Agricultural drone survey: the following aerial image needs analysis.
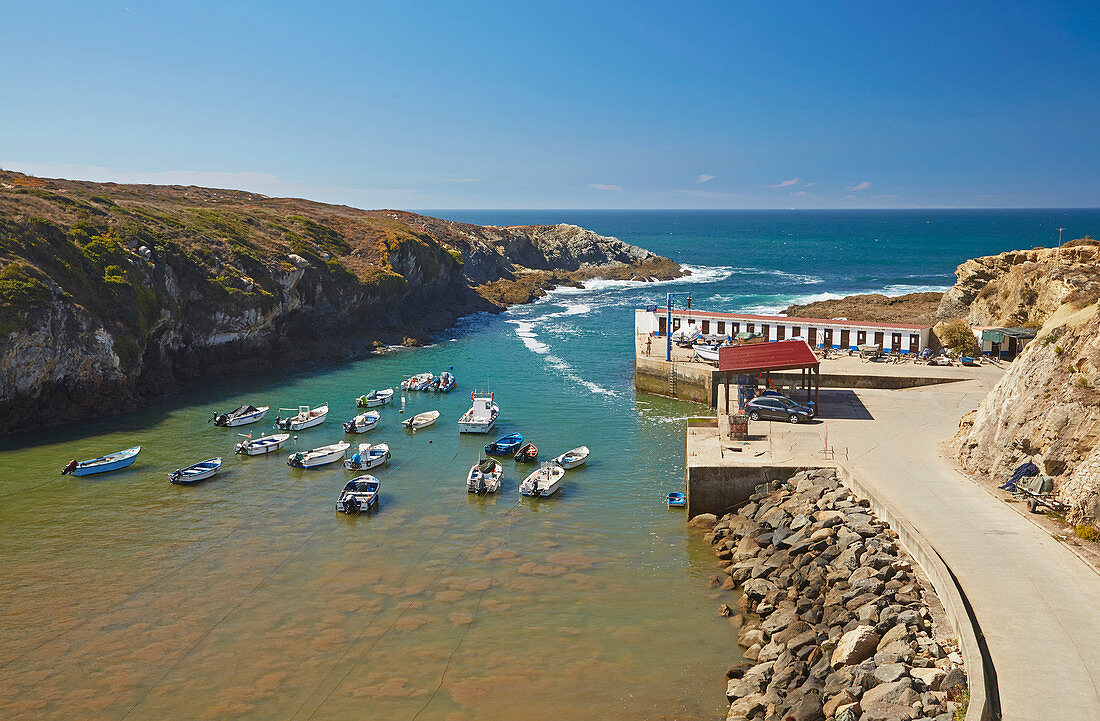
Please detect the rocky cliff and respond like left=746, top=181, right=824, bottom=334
left=949, top=238, right=1100, bottom=524
left=0, top=171, right=683, bottom=433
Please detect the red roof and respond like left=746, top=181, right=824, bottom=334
left=664, top=308, right=929, bottom=331
left=718, top=340, right=820, bottom=374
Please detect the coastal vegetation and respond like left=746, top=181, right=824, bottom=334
left=936, top=319, right=980, bottom=357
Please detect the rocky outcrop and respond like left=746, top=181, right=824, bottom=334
left=703, top=469, right=968, bottom=721
left=0, top=171, right=683, bottom=433
left=784, top=292, right=945, bottom=326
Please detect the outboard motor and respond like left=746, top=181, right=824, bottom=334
left=343, top=421, right=355, bottom=433
left=62, top=460, right=78, bottom=475
left=344, top=495, right=361, bottom=514
left=214, top=413, right=229, bottom=426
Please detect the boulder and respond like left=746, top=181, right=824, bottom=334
left=861, top=679, right=920, bottom=707
left=941, top=666, right=967, bottom=694
left=910, top=666, right=947, bottom=691
left=822, top=689, right=857, bottom=717
left=781, top=689, right=825, bottom=721
left=743, top=578, right=778, bottom=600
left=738, top=627, right=766, bottom=648
left=831, top=626, right=880, bottom=668
left=834, top=701, right=861, bottom=721
left=859, top=700, right=920, bottom=720
left=877, top=623, right=910, bottom=649
left=873, top=663, right=909, bottom=683
left=725, top=693, right=765, bottom=720
left=689, top=513, right=719, bottom=529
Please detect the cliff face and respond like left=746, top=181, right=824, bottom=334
left=949, top=238, right=1100, bottom=524
left=0, top=172, right=683, bottom=433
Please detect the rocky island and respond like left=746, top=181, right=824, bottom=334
left=0, top=172, right=683, bottom=434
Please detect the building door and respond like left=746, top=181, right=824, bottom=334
left=672, top=318, right=680, bottom=332
left=747, top=323, right=755, bottom=332
left=808, top=327, right=818, bottom=346
left=762, top=324, right=770, bottom=340
left=732, top=323, right=740, bottom=333
left=658, top=316, right=667, bottom=336
left=891, top=333, right=902, bottom=351
left=857, top=330, right=866, bottom=346
left=777, top=325, right=786, bottom=340
left=909, top=334, right=920, bottom=354
left=874, top=331, right=884, bottom=348
left=823, top=329, right=833, bottom=347
left=702, top=320, right=710, bottom=334
left=717, top=321, right=725, bottom=335
left=840, top=330, right=850, bottom=349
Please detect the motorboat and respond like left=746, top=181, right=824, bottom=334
left=551, top=446, right=589, bottom=469
left=467, top=457, right=502, bottom=494
left=61, top=446, right=141, bottom=477
left=402, top=410, right=440, bottom=430
left=667, top=492, right=687, bottom=507
left=693, top=343, right=722, bottom=363
left=519, top=462, right=565, bottom=497
left=436, top=371, right=456, bottom=392
left=343, top=410, right=380, bottom=434
left=210, top=405, right=269, bottom=427
left=485, top=433, right=523, bottom=455
left=235, top=433, right=291, bottom=455
left=357, top=389, right=394, bottom=408
left=273, top=404, right=328, bottom=431
left=287, top=441, right=350, bottom=468
left=672, top=325, right=702, bottom=347
left=400, top=373, right=433, bottom=391
left=344, top=443, right=390, bottom=470
left=513, top=442, right=538, bottom=463
left=458, top=391, right=499, bottom=434
left=960, top=356, right=979, bottom=366
left=335, top=476, right=380, bottom=513
left=169, top=457, right=223, bottom=484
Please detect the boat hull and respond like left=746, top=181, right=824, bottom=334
left=222, top=409, right=267, bottom=427
left=458, top=416, right=497, bottom=434
left=289, top=451, right=344, bottom=468
left=284, top=414, right=327, bottom=431
left=65, top=447, right=141, bottom=476
left=235, top=434, right=289, bottom=455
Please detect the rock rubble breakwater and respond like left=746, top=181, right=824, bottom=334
left=696, top=469, right=968, bottom=721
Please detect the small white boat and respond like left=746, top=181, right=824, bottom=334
left=336, top=476, right=380, bottom=513
left=520, top=462, right=565, bottom=498
left=551, top=446, right=590, bottom=470
left=61, top=446, right=141, bottom=476
left=344, top=443, right=390, bottom=470
left=274, top=404, right=329, bottom=431
left=210, top=405, right=269, bottom=427
left=458, top=391, right=499, bottom=434
left=402, top=410, right=440, bottom=430
left=343, top=410, right=380, bottom=434
left=169, top=457, right=223, bottom=484
left=673, top=325, right=702, bottom=347
left=400, top=373, right=433, bottom=391
left=235, top=433, right=291, bottom=455
left=467, top=457, right=502, bottom=494
left=357, top=388, right=394, bottom=408
left=692, top=343, right=721, bottom=363
left=287, top=441, right=350, bottom=469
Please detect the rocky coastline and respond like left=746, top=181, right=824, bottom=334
left=696, top=469, right=968, bottom=721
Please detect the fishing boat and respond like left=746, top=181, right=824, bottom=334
left=467, top=457, right=502, bottom=494
left=458, top=391, right=499, bottom=434
left=169, top=457, right=223, bottom=484
left=335, top=476, right=380, bottom=513
left=344, top=443, right=390, bottom=470
left=692, top=343, right=721, bottom=363
left=273, top=404, right=329, bottom=431
left=287, top=441, right=350, bottom=469
left=210, top=405, right=269, bottom=427
left=436, top=371, right=457, bottom=392
left=551, top=446, right=590, bottom=469
left=484, top=433, right=523, bottom=455
left=61, top=446, right=141, bottom=477
left=356, top=388, right=394, bottom=408
left=234, top=433, right=291, bottom=455
left=400, top=372, right=433, bottom=391
left=402, top=410, right=440, bottom=430
left=672, top=325, right=702, bottom=347
left=960, top=356, right=979, bottom=366
left=343, top=410, right=380, bottom=434
left=513, top=442, right=538, bottom=463
left=519, top=462, right=565, bottom=498
left=667, top=492, right=687, bottom=507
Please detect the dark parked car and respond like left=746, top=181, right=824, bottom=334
left=745, top=396, right=815, bottom=423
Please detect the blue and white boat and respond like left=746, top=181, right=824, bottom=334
left=61, top=446, right=141, bottom=477
left=436, top=371, right=457, bottom=392
left=336, top=476, right=380, bottom=513
left=667, top=492, right=687, bottom=507
left=484, top=433, right=522, bottom=455
left=343, top=410, right=380, bottom=434
left=235, top=433, right=291, bottom=456
left=169, top=457, right=223, bottom=484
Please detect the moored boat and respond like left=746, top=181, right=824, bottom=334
left=484, top=433, right=523, bottom=455
left=235, top=433, right=291, bottom=455
left=169, top=457, right=223, bottom=484
left=343, top=410, right=380, bottom=434
left=287, top=441, right=350, bottom=468
left=667, top=492, right=686, bottom=507
left=519, top=462, right=565, bottom=498
left=357, top=388, right=394, bottom=408
left=513, top=442, right=538, bottom=463
left=210, top=405, right=269, bottom=427
left=273, top=404, right=329, bottom=431
left=335, top=476, right=380, bottom=513
left=344, top=443, right=390, bottom=470
left=400, top=373, right=433, bottom=391
left=436, top=371, right=457, bottom=392
left=458, top=391, right=499, bottom=434
left=467, top=457, right=502, bottom=494
left=61, top=446, right=141, bottom=477
left=402, top=410, right=440, bottom=430
left=692, top=343, right=721, bottom=363
left=551, top=446, right=589, bottom=469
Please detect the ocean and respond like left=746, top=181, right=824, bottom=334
left=1, top=209, right=1096, bottom=720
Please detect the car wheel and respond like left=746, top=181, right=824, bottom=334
left=748, top=411, right=760, bottom=421
left=788, top=414, right=800, bottom=424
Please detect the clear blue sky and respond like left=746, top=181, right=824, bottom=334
left=3, top=1, right=1098, bottom=209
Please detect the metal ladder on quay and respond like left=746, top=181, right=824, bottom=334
left=668, top=361, right=677, bottom=398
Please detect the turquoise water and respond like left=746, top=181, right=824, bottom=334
left=1, top=209, right=1097, bottom=720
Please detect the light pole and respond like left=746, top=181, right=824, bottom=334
left=665, top=291, right=692, bottom=361
left=1058, top=227, right=1066, bottom=245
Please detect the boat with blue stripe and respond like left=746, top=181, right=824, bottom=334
left=61, top=446, right=141, bottom=477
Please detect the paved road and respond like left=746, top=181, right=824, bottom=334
left=825, top=381, right=1100, bottom=721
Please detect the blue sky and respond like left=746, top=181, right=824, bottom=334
left=3, top=1, right=1099, bottom=209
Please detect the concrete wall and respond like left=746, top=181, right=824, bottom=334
left=768, top=371, right=963, bottom=390
left=635, top=355, right=720, bottom=405
left=686, top=463, right=825, bottom=517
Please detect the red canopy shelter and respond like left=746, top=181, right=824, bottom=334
left=717, top=340, right=820, bottom=414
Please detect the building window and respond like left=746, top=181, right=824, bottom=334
left=792, top=326, right=801, bottom=337
left=718, top=321, right=725, bottom=334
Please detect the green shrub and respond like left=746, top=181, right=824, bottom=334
left=1077, top=375, right=1091, bottom=389
left=0, top=265, right=51, bottom=304
left=1076, top=525, right=1100, bottom=542
left=1054, top=345, right=1063, bottom=355
left=937, top=319, right=980, bottom=356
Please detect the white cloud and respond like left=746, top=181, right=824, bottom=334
left=790, top=190, right=813, bottom=198
left=848, top=181, right=872, bottom=191
left=444, top=177, right=481, bottom=183
left=768, top=178, right=801, bottom=189
left=588, top=183, right=623, bottom=191
left=696, top=174, right=715, bottom=183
